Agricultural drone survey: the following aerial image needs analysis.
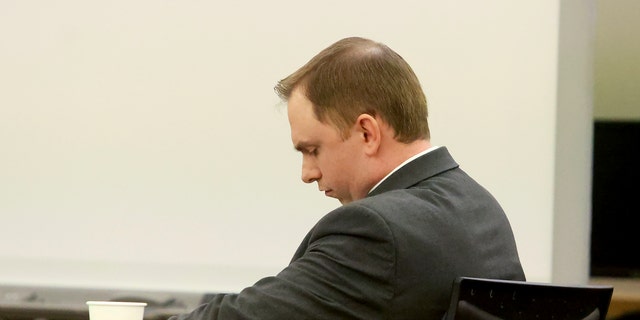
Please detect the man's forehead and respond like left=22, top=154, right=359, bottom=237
left=287, top=89, right=316, bottom=123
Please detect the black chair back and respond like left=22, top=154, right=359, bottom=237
left=444, top=277, right=614, bottom=320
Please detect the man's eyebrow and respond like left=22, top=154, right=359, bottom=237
left=293, top=141, right=314, bottom=152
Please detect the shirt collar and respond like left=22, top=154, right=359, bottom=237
left=368, top=145, right=441, bottom=194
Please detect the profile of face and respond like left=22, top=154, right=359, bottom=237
left=287, top=88, right=368, bottom=205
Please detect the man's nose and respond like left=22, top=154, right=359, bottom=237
left=301, top=159, right=321, bottom=184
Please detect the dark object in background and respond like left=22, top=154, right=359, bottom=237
left=591, top=120, right=640, bottom=278
left=613, top=311, right=640, bottom=320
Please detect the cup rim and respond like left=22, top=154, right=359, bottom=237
left=86, top=301, right=148, bottom=307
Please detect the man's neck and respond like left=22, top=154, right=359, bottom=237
left=368, top=139, right=433, bottom=194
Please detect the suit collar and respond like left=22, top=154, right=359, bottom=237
left=367, top=147, right=459, bottom=197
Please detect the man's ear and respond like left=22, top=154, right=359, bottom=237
left=355, top=114, right=381, bottom=156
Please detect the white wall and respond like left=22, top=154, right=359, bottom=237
left=0, top=1, right=587, bottom=292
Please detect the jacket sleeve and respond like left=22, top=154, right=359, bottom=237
left=168, top=204, right=396, bottom=320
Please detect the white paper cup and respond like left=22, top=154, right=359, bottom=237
left=86, top=301, right=147, bottom=320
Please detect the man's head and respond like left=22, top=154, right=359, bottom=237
left=276, top=37, right=431, bottom=204
left=275, top=37, right=429, bottom=142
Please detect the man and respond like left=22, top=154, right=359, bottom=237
left=170, top=37, right=525, bottom=320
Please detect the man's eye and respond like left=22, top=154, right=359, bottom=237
left=308, top=149, right=318, bottom=156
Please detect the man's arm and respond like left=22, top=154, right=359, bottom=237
left=169, top=205, right=396, bottom=320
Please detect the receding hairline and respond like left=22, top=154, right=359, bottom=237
left=274, top=37, right=390, bottom=101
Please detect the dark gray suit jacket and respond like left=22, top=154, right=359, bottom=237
left=170, top=147, right=525, bottom=320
